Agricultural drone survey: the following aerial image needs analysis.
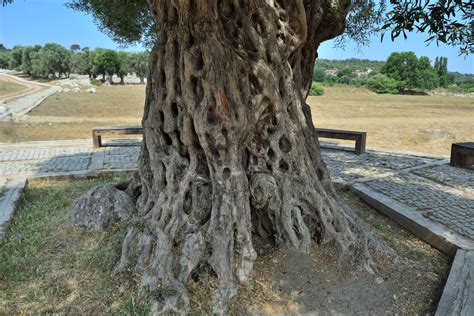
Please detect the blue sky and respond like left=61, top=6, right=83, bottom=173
left=1, top=0, right=473, bottom=73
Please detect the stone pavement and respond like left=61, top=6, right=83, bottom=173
left=0, top=140, right=472, bottom=250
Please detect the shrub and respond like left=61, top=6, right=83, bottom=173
left=90, top=78, right=103, bottom=86
left=312, top=67, right=325, bottom=82
left=309, top=82, right=324, bottom=96
left=366, top=74, right=401, bottom=94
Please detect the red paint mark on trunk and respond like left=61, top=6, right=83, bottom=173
left=219, top=90, right=229, bottom=117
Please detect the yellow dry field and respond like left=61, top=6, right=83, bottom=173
left=29, top=85, right=146, bottom=118
left=0, top=85, right=144, bottom=143
left=308, top=86, right=474, bottom=156
left=1, top=84, right=473, bottom=157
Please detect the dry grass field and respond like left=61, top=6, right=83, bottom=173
left=1, top=84, right=473, bottom=156
left=0, top=85, right=144, bottom=143
left=309, top=86, right=474, bottom=156
left=29, top=85, right=145, bottom=118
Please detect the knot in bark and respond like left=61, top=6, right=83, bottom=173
left=249, top=173, right=281, bottom=211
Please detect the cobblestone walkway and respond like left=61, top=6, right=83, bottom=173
left=0, top=140, right=472, bottom=247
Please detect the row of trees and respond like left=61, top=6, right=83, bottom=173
left=312, top=52, right=462, bottom=94
left=0, top=43, right=148, bottom=83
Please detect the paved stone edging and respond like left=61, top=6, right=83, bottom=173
left=352, top=183, right=474, bottom=257
left=10, top=86, right=61, bottom=119
left=435, top=250, right=473, bottom=316
left=0, top=178, right=26, bottom=243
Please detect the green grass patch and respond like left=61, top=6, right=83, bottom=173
left=0, top=176, right=150, bottom=314
left=371, top=223, right=384, bottom=230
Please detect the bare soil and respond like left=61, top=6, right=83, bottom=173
left=228, top=190, right=450, bottom=314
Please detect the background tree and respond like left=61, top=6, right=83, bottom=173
left=129, top=51, right=148, bottom=84
left=416, top=56, right=439, bottom=90
left=20, top=45, right=41, bottom=76
left=434, top=56, right=452, bottom=87
left=70, top=43, right=81, bottom=52
left=381, top=51, right=438, bottom=90
left=30, top=43, right=71, bottom=78
left=0, top=44, right=10, bottom=69
left=116, top=51, right=131, bottom=84
left=8, top=45, right=24, bottom=70
left=71, top=48, right=93, bottom=77
left=312, top=67, right=326, bottom=82
left=91, top=48, right=119, bottom=83
left=337, top=67, right=356, bottom=84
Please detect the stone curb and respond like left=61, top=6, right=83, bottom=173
left=0, top=139, right=91, bottom=149
left=12, top=86, right=62, bottom=120
left=0, top=178, right=27, bottom=243
left=26, top=168, right=136, bottom=181
left=320, top=141, right=449, bottom=159
left=435, top=249, right=473, bottom=316
left=351, top=182, right=474, bottom=257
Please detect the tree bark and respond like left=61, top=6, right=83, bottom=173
left=77, top=0, right=391, bottom=314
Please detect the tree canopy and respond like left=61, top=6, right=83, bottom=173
left=2, top=0, right=471, bottom=53
left=4, top=0, right=466, bottom=54
left=1, top=42, right=148, bottom=81
left=381, top=51, right=439, bottom=90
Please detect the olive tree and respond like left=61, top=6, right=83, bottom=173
left=130, top=51, right=148, bottom=84
left=3, top=0, right=471, bottom=313
left=69, top=1, right=391, bottom=313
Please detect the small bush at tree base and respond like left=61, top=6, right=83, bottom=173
left=366, top=74, right=401, bottom=94
left=309, top=82, right=325, bottom=96
left=90, top=78, right=103, bottom=86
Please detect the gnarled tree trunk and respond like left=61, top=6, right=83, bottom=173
left=74, top=0, right=390, bottom=314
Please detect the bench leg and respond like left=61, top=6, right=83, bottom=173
left=355, top=134, right=366, bottom=155
left=451, top=152, right=474, bottom=168
left=92, top=132, right=102, bottom=148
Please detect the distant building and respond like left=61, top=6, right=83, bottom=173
left=354, top=70, right=368, bottom=78
left=325, top=68, right=338, bottom=76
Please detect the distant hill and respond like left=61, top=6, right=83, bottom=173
left=314, top=58, right=385, bottom=72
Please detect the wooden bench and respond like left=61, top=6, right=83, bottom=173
left=450, top=142, right=474, bottom=168
left=315, top=128, right=366, bottom=155
left=92, top=125, right=143, bottom=148
left=92, top=125, right=366, bottom=155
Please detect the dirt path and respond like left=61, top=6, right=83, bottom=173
left=0, top=74, right=46, bottom=102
